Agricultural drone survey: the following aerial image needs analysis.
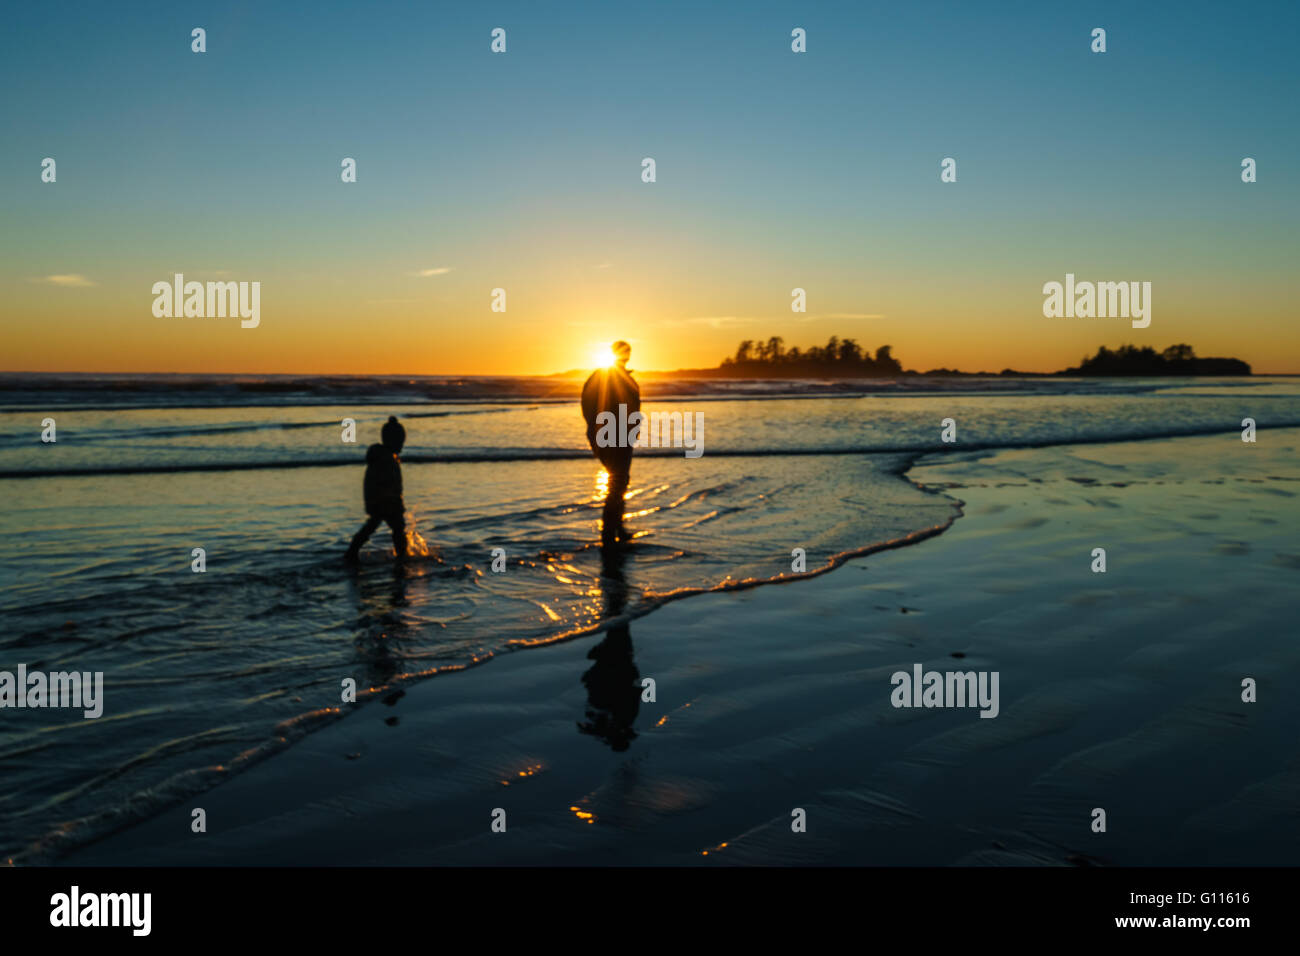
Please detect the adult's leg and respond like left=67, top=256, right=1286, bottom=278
left=602, top=450, right=632, bottom=546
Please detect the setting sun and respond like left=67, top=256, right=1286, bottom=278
left=592, top=344, right=617, bottom=368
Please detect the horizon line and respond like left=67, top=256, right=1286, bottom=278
left=3, top=367, right=1296, bottom=378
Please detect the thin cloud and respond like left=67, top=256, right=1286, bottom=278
left=664, top=316, right=762, bottom=330
left=409, top=267, right=452, bottom=277
left=31, top=274, right=96, bottom=287
left=662, top=314, right=884, bottom=329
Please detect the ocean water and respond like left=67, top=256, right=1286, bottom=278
left=1, top=373, right=1298, bottom=861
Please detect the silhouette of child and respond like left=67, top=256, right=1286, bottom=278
left=344, top=416, right=408, bottom=562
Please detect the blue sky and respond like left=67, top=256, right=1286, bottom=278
left=3, top=0, right=1297, bottom=373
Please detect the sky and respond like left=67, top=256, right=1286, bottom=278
left=2, top=0, right=1298, bottom=375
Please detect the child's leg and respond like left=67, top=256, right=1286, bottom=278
left=346, top=515, right=383, bottom=559
left=385, top=512, right=408, bottom=559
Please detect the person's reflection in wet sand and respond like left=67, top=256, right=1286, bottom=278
left=577, top=546, right=641, bottom=751
left=349, top=561, right=411, bottom=692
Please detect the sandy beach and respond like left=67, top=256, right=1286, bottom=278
left=57, top=428, right=1299, bottom=867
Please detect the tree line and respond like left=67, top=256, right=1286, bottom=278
left=710, top=338, right=1250, bottom=377
left=719, top=336, right=903, bottom=376
left=1066, top=344, right=1250, bottom=376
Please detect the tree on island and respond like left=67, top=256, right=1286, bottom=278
left=1064, top=344, right=1250, bottom=376
left=720, top=336, right=903, bottom=377
left=705, top=337, right=1249, bottom=378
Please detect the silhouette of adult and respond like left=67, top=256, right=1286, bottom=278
left=581, top=340, right=640, bottom=547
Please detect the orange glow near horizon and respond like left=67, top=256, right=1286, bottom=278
left=5, top=283, right=1300, bottom=376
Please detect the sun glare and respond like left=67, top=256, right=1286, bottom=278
left=592, top=344, right=617, bottom=368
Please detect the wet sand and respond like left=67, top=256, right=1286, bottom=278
left=62, top=430, right=1300, bottom=866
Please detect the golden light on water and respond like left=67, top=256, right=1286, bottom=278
left=498, top=763, right=544, bottom=786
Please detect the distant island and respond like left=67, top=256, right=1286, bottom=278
left=644, top=337, right=1251, bottom=378
left=1059, top=343, right=1250, bottom=376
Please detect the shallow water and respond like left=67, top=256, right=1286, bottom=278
left=1, top=375, right=1297, bottom=859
